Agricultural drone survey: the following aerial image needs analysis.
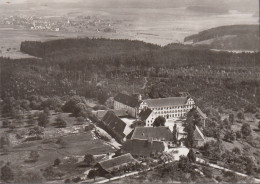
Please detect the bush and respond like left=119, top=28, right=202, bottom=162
left=1, top=163, right=14, bottom=182
left=241, top=123, right=251, bottom=137
left=72, top=177, right=81, bottom=183
left=85, top=124, right=94, bottom=131
left=2, top=120, right=11, bottom=128
left=54, top=116, right=67, bottom=128
left=84, top=154, right=95, bottom=166
left=202, top=167, right=213, bottom=178
left=64, top=178, right=71, bottom=183
left=54, top=158, right=61, bottom=166
left=38, top=113, right=49, bottom=127
left=56, top=138, right=67, bottom=148
left=237, top=111, right=245, bottom=120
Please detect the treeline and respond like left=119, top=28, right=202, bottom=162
left=20, top=38, right=159, bottom=58
left=184, top=25, right=259, bottom=43
left=20, top=38, right=260, bottom=69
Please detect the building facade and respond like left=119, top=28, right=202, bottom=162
left=114, top=93, right=141, bottom=118
left=139, top=97, right=195, bottom=126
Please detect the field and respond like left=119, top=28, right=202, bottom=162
left=0, top=5, right=258, bottom=58
left=0, top=110, right=114, bottom=181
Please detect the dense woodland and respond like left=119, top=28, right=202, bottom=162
left=1, top=38, right=259, bottom=109
left=184, top=25, right=260, bottom=50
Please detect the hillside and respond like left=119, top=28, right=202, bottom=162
left=186, top=5, right=229, bottom=14
left=184, top=25, right=260, bottom=51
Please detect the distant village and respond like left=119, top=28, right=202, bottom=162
left=90, top=92, right=208, bottom=176
left=0, top=15, right=116, bottom=33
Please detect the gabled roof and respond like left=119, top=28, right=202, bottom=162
left=139, top=108, right=153, bottom=121
left=97, top=153, right=137, bottom=172
left=95, top=110, right=128, bottom=120
left=102, top=111, right=127, bottom=137
left=196, top=107, right=207, bottom=119
left=194, top=125, right=205, bottom=141
left=131, top=127, right=173, bottom=141
left=143, top=97, right=189, bottom=107
left=122, top=139, right=166, bottom=157
left=114, top=93, right=141, bottom=108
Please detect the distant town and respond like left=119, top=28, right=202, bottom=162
left=0, top=15, right=116, bottom=33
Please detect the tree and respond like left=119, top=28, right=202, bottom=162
left=88, top=170, right=97, bottom=181
left=236, top=131, right=241, bottom=139
left=241, top=123, right=251, bottom=137
left=130, top=120, right=145, bottom=128
left=73, top=103, right=87, bottom=117
left=29, top=150, right=40, bottom=162
left=2, top=120, right=11, bottom=128
left=153, top=116, right=166, bottom=127
left=0, top=136, right=10, bottom=149
left=224, top=131, right=235, bottom=142
left=54, top=116, right=67, bottom=128
left=172, top=124, right=178, bottom=144
left=97, top=90, right=108, bottom=104
left=54, top=158, right=61, bottom=166
left=38, top=112, right=49, bottom=127
left=105, top=173, right=113, bottom=181
left=187, top=149, right=196, bottom=163
left=237, top=111, right=245, bottom=120
left=28, top=126, right=44, bottom=136
left=84, top=154, right=95, bottom=166
left=43, top=107, right=50, bottom=116
left=232, top=147, right=241, bottom=155
left=228, top=113, right=234, bottom=124
left=202, top=167, right=213, bottom=178
left=1, top=163, right=14, bottom=182
left=178, top=156, right=192, bottom=173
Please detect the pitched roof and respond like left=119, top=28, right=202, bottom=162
left=114, top=93, right=141, bottom=108
left=194, top=125, right=205, bottom=141
left=122, top=139, right=166, bottom=157
left=102, top=111, right=127, bottom=137
left=143, top=97, right=188, bottom=107
left=131, top=127, right=173, bottom=141
left=97, top=153, right=137, bottom=172
left=95, top=110, right=129, bottom=120
left=139, top=108, right=153, bottom=121
left=196, top=107, right=207, bottom=119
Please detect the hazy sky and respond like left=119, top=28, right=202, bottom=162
left=1, top=0, right=258, bottom=12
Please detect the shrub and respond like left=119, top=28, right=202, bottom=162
left=88, top=170, right=97, bottom=181
left=64, top=178, right=71, bottom=183
left=1, top=163, right=14, bottom=182
left=85, top=124, right=94, bottom=131
left=237, top=111, right=245, bottom=120
left=72, top=177, right=81, bottom=183
left=56, top=138, right=67, bottom=148
left=232, top=147, right=241, bottom=155
left=241, top=123, right=251, bottom=137
left=54, top=158, right=61, bottom=166
left=2, top=120, right=11, bottom=128
left=38, top=113, right=49, bottom=127
left=83, top=154, right=95, bottom=166
left=54, top=116, right=67, bottom=128
left=202, top=167, right=213, bottom=178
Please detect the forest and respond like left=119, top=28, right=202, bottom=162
left=0, top=38, right=259, bottom=111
